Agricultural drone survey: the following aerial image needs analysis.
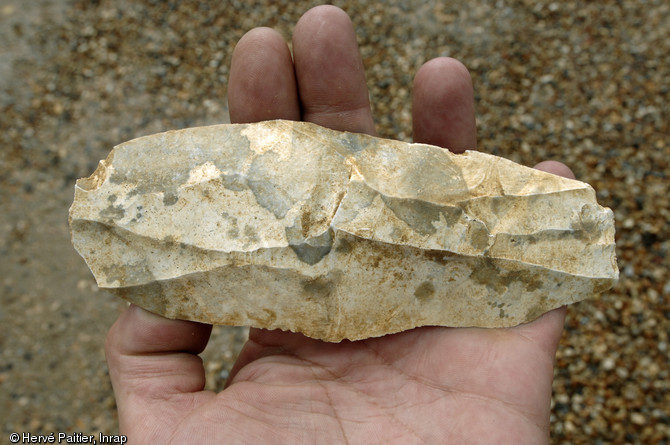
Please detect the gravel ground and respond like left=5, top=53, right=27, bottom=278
left=1, top=0, right=668, bottom=443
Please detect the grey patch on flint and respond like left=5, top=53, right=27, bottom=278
left=290, top=229, right=334, bottom=265
left=381, top=195, right=462, bottom=236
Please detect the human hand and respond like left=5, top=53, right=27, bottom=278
left=106, top=6, right=573, bottom=444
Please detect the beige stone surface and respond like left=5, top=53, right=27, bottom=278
left=69, top=120, right=618, bottom=341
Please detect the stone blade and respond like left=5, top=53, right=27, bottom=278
left=69, top=120, right=618, bottom=341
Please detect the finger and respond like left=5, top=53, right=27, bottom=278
left=412, top=57, right=477, bottom=153
left=228, top=27, right=300, bottom=123
left=292, top=5, right=376, bottom=134
left=105, top=305, right=213, bottom=430
left=533, top=160, right=576, bottom=179
left=511, top=306, right=567, bottom=359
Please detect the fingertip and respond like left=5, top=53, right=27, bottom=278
left=514, top=306, right=567, bottom=358
left=234, top=26, right=284, bottom=47
left=292, top=5, right=375, bottom=134
left=296, top=4, right=350, bottom=24
left=228, top=26, right=300, bottom=123
left=415, top=57, right=471, bottom=86
left=412, top=57, right=477, bottom=152
left=107, top=304, right=212, bottom=357
left=533, top=160, right=576, bottom=179
left=295, top=5, right=355, bottom=42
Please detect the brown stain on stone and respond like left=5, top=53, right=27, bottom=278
left=301, top=276, right=333, bottom=300
left=369, top=255, right=382, bottom=268
left=163, top=191, right=178, bottom=206
left=301, top=209, right=312, bottom=237
left=593, top=277, right=616, bottom=294
left=414, top=281, right=435, bottom=301
left=162, top=234, right=176, bottom=243
left=300, top=206, right=329, bottom=239
left=334, top=236, right=352, bottom=254
left=470, top=259, right=546, bottom=294
left=247, top=308, right=278, bottom=326
left=524, top=300, right=548, bottom=321
left=422, top=250, right=452, bottom=265
left=524, top=277, right=543, bottom=292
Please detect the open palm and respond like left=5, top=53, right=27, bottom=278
left=106, top=6, right=572, bottom=444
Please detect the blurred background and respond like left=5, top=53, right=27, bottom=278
left=1, top=0, right=668, bottom=443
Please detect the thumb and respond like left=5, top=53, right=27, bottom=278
left=105, top=304, right=213, bottom=434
